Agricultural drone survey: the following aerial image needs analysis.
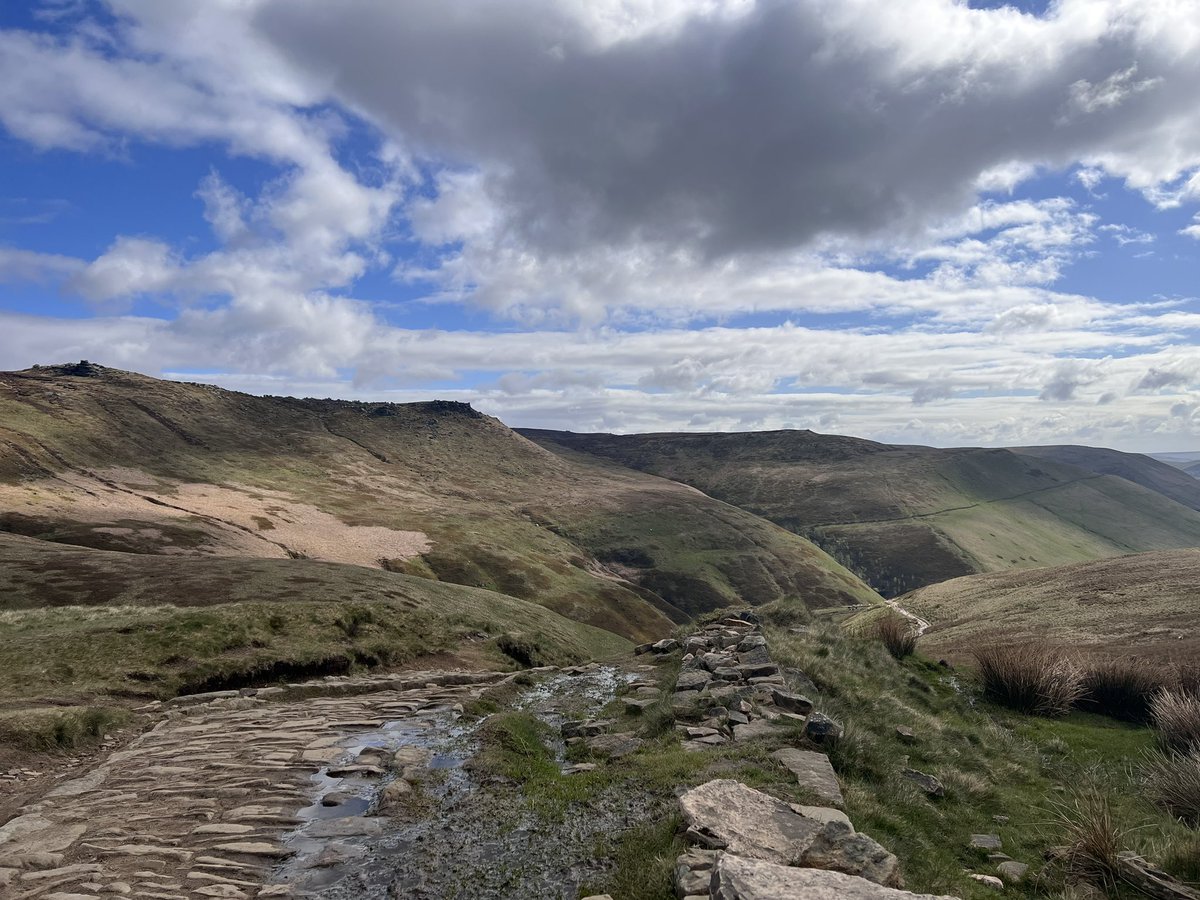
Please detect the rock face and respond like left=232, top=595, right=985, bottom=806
left=710, top=855, right=962, bottom=900
left=679, top=780, right=823, bottom=863
left=771, top=749, right=845, bottom=807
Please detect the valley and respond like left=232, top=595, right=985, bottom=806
left=3, top=362, right=1200, bottom=900
left=522, top=429, right=1200, bottom=597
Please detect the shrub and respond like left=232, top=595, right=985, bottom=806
left=972, top=644, right=1083, bottom=717
left=1144, top=750, right=1200, bottom=826
left=874, top=613, right=919, bottom=660
left=1077, top=656, right=1166, bottom=723
left=1151, top=690, right=1200, bottom=754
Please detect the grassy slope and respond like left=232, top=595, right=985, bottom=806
left=464, top=610, right=1199, bottom=899
left=0, top=365, right=879, bottom=646
left=1013, top=444, right=1200, bottom=511
left=900, top=548, right=1200, bottom=662
left=521, top=429, right=1200, bottom=597
left=0, top=532, right=627, bottom=714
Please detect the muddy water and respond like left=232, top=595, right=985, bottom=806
left=278, top=666, right=649, bottom=899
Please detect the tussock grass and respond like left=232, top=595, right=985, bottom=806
left=1151, top=690, right=1200, bottom=754
left=1077, top=656, right=1167, bottom=723
left=972, top=643, right=1083, bottom=717
left=1144, top=750, right=1200, bottom=826
left=874, top=612, right=919, bottom=659
left=1044, top=790, right=1126, bottom=893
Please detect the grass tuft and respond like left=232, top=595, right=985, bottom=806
left=1077, top=656, right=1167, bottom=723
left=1044, top=790, right=1126, bottom=893
left=1151, top=690, right=1200, bottom=754
left=972, top=643, right=1083, bottom=717
left=1144, top=749, right=1200, bottom=827
left=874, top=612, right=919, bottom=660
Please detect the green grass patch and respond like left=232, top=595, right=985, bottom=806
left=0, top=706, right=128, bottom=753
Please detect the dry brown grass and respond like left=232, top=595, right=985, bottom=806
left=874, top=612, right=919, bottom=659
left=1144, top=750, right=1200, bottom=827
left=1151, top=690, right=1200, bottom=755
left=972, top=643, right=1083, bottom=717
left=1045, top=790, right=1126, bottom=893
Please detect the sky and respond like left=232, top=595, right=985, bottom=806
left=2, top=1, right=1200, bottom=451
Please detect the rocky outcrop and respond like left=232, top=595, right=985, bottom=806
left=666, top=613, right=961, bottom=900
left=667, top=614, right=844, bottom=754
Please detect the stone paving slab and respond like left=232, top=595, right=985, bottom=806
left=0, top=670, right=511, bottom=900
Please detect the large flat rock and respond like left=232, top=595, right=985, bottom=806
left=711, top=854, right=962, bottom=899
left=679, top=780, right=822, bottom=864
left=771, top=749, right=844, bottom=807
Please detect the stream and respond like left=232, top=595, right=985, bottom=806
left=277, top=665, right=646, bottom=899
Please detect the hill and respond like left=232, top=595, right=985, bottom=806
left=0, top=531, right=628, bottom=713
left=900, top=548, right=1200, bottom=661
left=1012, top=444, right=1200, bottom=510
left=1152, top=451, right=1200, bottom=480
left=521, top=428, right=1200, bottom=597
left=0, top=363, right=879, bottom=643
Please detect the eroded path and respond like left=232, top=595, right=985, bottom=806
left=0, top=670, right=519, bottom=899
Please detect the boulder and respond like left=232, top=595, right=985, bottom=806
left=733, top=719, right=779, bottom=742
left=805, top=713, right=843, bottom=744
left=701, top=652, right=737, bottom=672
left=586, top=732, right=643, bottom=760
left=969, top=835, right=1003, bottom=851
left=677, top=670, right=713, bottom=692
left=800, top=820, right=902, bottom=886
left=678, top=779, right=821, bottom=863
left=710, top=855, right=961, bottom=899
left=738, top=646, right=774, bottom=667
left=968, top=874, right=1004, bottom=891
left=625, top=697, right=658, bottom=715
left=653, top=638, right=682, bottom=654
left=995, top=861, right=1028, bottom=884
left=771, top=748, right=844, bottom=807
left=771, top=688, right=814, bottom=716
left=895, top=726, right=917, bottom=744
left=900, top=768, right=944, bottom=799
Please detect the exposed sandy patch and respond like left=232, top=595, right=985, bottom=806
left=170, top=480, right=430, bottom=567
left=0, top=468, right=430, bottom=568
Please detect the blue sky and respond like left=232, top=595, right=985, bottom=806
left=2, top=0, right=1200, bottom=450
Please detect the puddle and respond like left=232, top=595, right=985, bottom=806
left=275, top=666, right=640, bottom=899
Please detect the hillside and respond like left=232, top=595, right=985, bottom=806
left=0, top=364, right=879, bottom=644
left=0, top=531, right=628, bottom=713
left=1153, top=451, right=1200, bottom=480
left=1013, top=444, right=1200, bottom=510
left=521, top=428, right=1200, bottom=596
left=900, top=548, right=1200, bottom=661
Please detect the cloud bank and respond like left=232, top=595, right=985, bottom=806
left=1, top=0, right=1199, bottom=450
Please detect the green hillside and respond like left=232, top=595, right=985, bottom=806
left=1013, top=444, right=1200, bottom=511
left=0, top=364, right=879, bottom=644
left=521, top=429, right=1200, bottom=596
left=0, top=531, right=628, bottom=747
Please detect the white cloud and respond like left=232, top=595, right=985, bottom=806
left=1, top=1, right=1200, bottom=450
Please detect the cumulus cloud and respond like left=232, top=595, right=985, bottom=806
left=1, top=1, right=1200, bottom=449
